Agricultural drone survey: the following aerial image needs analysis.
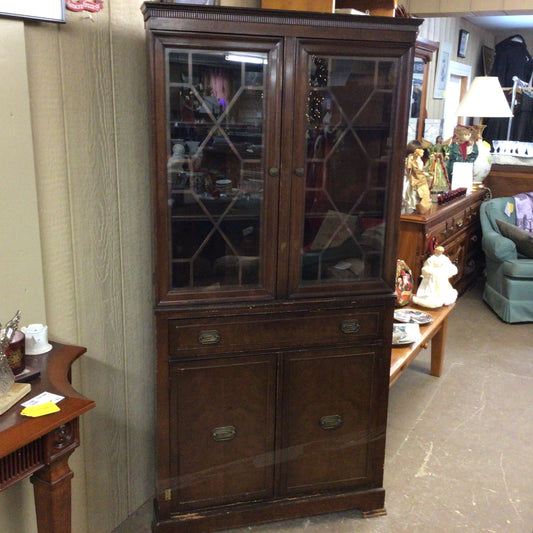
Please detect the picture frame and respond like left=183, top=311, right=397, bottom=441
left=0, top=0, right=65, bottom=23
left=457, top=30, right=469, bottom=58
left=482, top=45, right=495, bottom=76
left=433, top=43, right=451, bottom=99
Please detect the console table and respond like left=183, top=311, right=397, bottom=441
left=0, top=343, right=95, bottom=533
left=390, top=303, right=455, bottom=387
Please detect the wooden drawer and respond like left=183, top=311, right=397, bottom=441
left=168, top=308, right=385, bottom=357
left=427, top=201, right=481, bottom=249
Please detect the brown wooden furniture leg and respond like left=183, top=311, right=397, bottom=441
left=430, top=315, right=449, bottom=377
left=30, top=421, right=80, bottom=533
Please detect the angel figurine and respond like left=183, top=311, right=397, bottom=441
left=403, top=143, right=431, bottom=214
left=412, top=246, right=458, bottom=308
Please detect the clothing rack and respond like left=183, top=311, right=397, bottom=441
left=507, top=75, right=533, bottom=140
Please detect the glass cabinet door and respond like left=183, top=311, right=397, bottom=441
left=289, top=46, right=401, bottom=294
left=158, top=44, right=280, bottom=302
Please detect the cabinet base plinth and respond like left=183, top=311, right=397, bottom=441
left=361, top=507, right=387, bottom=518
left=153, top=488, right=386, bottom=533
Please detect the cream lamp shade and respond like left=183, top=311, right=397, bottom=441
left=455, top=76, right=513, bottom=118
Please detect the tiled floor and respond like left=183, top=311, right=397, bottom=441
left=114, top=283, right=533, bottom=533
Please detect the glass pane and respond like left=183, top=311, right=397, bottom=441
left=166, top=49, right=266, bottom=290
left=302, top=56, right=397, bottom=284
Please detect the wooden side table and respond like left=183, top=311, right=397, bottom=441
left=390, top=304, right=455, bottom=387
left=0, top=343, right=95, bottom=533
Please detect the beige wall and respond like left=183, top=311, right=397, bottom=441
left=0, top=2, right=519, bottom=532
left=418, top=16, right=497, bottom=134
left=408, top=0, right=533, bottom=16
left=0, top=2, right=154, bottom=531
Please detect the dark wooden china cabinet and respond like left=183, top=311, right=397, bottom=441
left=142, top=3, right=420, bottom=532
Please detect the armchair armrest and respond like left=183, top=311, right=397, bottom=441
left=482, top=229, right=518, bottom=262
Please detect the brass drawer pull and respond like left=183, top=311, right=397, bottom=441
left=295, top=167, right=305, bottom=177
left=456, top=220, right=463, bottom=228
left=198, top=329, right=221, bottom=345
left=268, top=167, right=279, bottom=177
left=340, top=319, right=360, bottom=334
left=319, top=414, right=343, bottom=430
left=212, top=425, right=236, bottom=442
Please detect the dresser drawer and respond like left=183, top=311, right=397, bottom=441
left=428, top=200, right=481, bottom=249
left=168, top=308, right=385, bottom=357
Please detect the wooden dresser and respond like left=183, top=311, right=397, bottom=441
left=398, top=189, right=487, bottom=294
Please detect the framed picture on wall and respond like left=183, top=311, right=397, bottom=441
left=0, top=0, right=65, bottom=22
left=457, top=30, right=469, bottom=58
left=433, top=43, right=451, bottom=99
left=482, top=45, right=495, bottom=75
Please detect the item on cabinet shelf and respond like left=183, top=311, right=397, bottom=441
left=412, top=246, right=458, bottom=308
left=14, top=365, right=41, bottom=383
left=21, top=324, right=51, bottom=355
left=0, top=310, right=21, bottom=397
left=392, top=323, right=421, bottom=345
left=451, top=162, right=474, bottom=193
left=309, top=210, right=358, bottom=251
left=425, top=142, right=450, bottom=196
left=4, top=330, right=25, bottom=375
left=394, top=308, right=434, bottom=324
left=335, top=0, right=396, bottom=16
left=493, top=140, right=533, bottom=158
left=0, top=354, right=14, bottom=398
left=436, top=187, right=467, bottom=204
left=446, top=125, right=478, bottom=182
left=403, top=143, right=431, bottom=214
left=395, top=259, right=413, bottom=307
left=261, top=0, right=335, bottom=12
left=168, top=141, right=185, bottom=185
left=215, top=178, right=232, bottom=195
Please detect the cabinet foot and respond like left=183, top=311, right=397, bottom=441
left=361, top=507, right=387, bottom=518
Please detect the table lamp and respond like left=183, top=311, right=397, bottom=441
left=455, top=76, right=513, bottom=121
left=454, top=76, right=513, bottom=187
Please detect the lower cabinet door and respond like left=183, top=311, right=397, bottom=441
left=168, top=355, right=276, bottom=510
left=280, top=346, right=384, bottom=495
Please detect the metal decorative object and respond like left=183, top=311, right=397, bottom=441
left=0, top=310, right=21, bottom=397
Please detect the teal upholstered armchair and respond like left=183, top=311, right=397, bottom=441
left=480, top=196, right=533, bottom=323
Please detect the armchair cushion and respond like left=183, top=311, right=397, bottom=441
left=502, top=258, right=533, bottom=278
left=496, top=218, right=533, bottom=258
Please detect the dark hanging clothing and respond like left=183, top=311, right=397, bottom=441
left=490, top=35, right=533, bottom=88
left=485, top=35, right=533, bottom=145
left=513, top=90, right=533, bottom=142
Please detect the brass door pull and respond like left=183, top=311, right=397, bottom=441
left=212, top=425, right=236, bottom=442
left=340, top=319, right=360, bottom=334
left=319, top=414, right=343, bottom=430
left=198, top=330, right=221, bottom=345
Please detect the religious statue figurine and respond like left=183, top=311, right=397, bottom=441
left=425, top=142, right=450, bottom=194
left=169, top=142, right=185, bottom=170
left=412, top=246, right=458, bottom=308
left=404, top=144, right=431, bottom=214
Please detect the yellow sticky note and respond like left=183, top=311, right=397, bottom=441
left=21, top=402, right=61, bottom=418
